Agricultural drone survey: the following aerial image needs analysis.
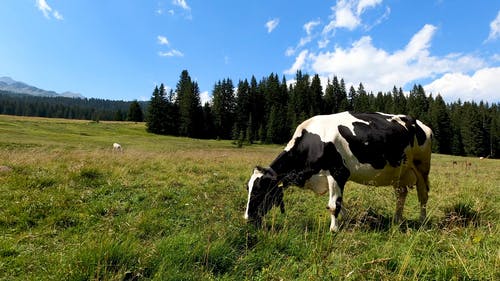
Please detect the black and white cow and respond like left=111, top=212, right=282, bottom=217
left=244, top=111, right=432, bottom=231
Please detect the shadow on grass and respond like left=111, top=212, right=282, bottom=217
left=249, top=201, right=484, bottom=235
left=341, top=208, right=394, bottom=232
left=439, top=202, right=481, bottom=229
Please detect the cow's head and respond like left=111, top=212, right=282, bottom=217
left=244, top=166, right=285, bottom=226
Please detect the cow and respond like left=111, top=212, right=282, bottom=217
left=244, top=112, right=432, bottom=232
left=112, top=143, right=122, bottom=152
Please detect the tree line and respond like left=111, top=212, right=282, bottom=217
left=0, top=90, right=144, bottom=122
left=147, top=70, right=499, bottom=158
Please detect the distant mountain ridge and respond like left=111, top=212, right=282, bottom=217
left=0, top=76, right=84, bottom=98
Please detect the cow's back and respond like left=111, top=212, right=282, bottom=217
left=284, top=112, right=432, bottom=187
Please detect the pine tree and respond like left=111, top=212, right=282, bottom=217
left=127, top=100, right=143, bottom=122
left=489, top=105, right=499, bottom=157
left=353, top=83, right=371, bottom=113
left=235, top=79, right=250, bottom=138
left=461, top=102, right=485, bottom=156
left=261, top=74, right=289, bottom=143
left=246, top=113, right=254, bottom=144
left=449, top=101, right=465, bottom=155
left=146, top=85, right=168, bottom=134
left=374, top=92, right=385, bottom=112
left=392, top=86, right=407, bottom=114
left=408, top=84, right=429, bottom=121
left=176, top=70, right=203, bottom=138
left=201, top=102, right=215, bottom=139
left=348, top=85, right=356, bottom=111
left=310, top=74, right=323, bottom=116
left=249, top=76, right=265, bottom=143
left=289, top=70, right=311, bottom=124
left=338, top=78, right=349, bottom=112
left=430, top=94, right=452, bottom=154
left=266, top=106, right=278, bottom=143
left=323, top=78, right=334, bottom=114
left=164, top=89, right=179, bottom=136
left=212, top=78, right=236, bottom=139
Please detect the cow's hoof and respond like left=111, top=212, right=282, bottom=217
left=329, top=223, right=339, bottom=232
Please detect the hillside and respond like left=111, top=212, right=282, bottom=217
left=0, top=90, right=146, bottom=121
left=0, top=77, right=84, bottom=99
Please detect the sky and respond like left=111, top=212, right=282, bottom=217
left=1, top=0, right=500, bottom=104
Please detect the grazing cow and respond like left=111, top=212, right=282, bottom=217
left=244, top=112, right=432, bottom=231
left=112, top=143, right=122, bottom=152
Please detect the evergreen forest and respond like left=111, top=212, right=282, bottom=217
left=0, top=69, right=498, bottom=158
left=146, top=70, right=499, bottom=158
left=0, top=91, right=144, bottom=122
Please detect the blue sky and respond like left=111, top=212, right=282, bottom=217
left=1, top=1, right=500, bottom=103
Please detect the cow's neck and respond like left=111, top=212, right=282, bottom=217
left=269, top=150, right=294, bottom=175
left=269, top=150, right=313, bottom=188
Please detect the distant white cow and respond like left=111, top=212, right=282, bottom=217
left=113, top=143, right=122, bottom=152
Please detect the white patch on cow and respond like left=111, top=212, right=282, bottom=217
left=417, top=120, right=433, bottom=143
left=348, top=161, right=409, bottom=186
left=326, top=173, right=342, bottom=232
left=285, top=112, right=366, bottom=151
left=387, top=115, right=408, bottom=127
left=244, top=168, right=263, bottom=220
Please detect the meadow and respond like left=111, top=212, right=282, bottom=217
left=0, top=115, right=498, bottom=280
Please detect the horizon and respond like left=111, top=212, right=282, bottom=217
left=1, top=1, right=499, bottom=104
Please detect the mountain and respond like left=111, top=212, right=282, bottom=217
left=0, top=76, right=84, bottom=98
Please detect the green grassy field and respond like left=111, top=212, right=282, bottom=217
left=0, top=115, right=498, bottom=280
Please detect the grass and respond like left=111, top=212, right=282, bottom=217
left=0, top=114, right=498, bottom=280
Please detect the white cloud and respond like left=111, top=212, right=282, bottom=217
left=304, top=20, right=321, bottom=35
left=487, top=10, right=500, bottom=41
left=172, top=0, right=190, bottom=10
left=322, top=0, right=384, bottom=35
left=53, top=10, right=63, bottom=20
left=318, top=39, right=330, bottom=49
left=36, top=0, right=51, bottom=18
left=285, top=20, right=321, bottom=56
left=326, top=0, right=360, bottom=32
left=285, top=50, right=309, bottom=75
left=36, top=0, right=63, bottom=20
left=157, top=35, right=169, bottom=45
left=159, top=49, right=184, bottom=57
left=356, top=0, right=382, bottom=15
left=288, top=24, right=487, bottom=99
left=169, top=0, right=191, bottom=19
left=287, top=1, right=386, bottom=58
left=266, top=18, right=280, bottom=33
left=285, top=47, right=295, bottom=57
left=200, top=91, right=211, bottom=105
left=424, top=67, right=500, bottom=102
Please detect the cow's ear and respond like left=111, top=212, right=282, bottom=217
left=255, top=166, right=266, bottom=174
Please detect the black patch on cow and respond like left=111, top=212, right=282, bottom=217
left=339, top=112, right=413, bottom=169
left=334, top=197, right=343, bottom=217
left=415, top=123, right=427, bottom=146
left=270, top=129, right=350, bottom=188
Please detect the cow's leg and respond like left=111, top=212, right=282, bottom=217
left=415, top=172, right=429, bottom=223
left=326, top=174, right=343, bottom=232
left=393, top=185, right=408, bottom=224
